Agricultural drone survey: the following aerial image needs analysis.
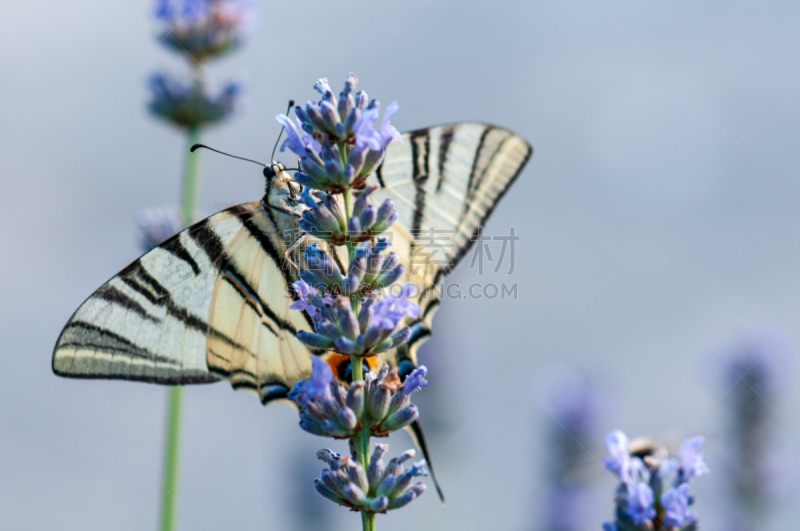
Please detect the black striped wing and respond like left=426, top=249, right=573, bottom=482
left=374, top=123, right=533, bottom=370
left=52, top=200, right=315, bottom=403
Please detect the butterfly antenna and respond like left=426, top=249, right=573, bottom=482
left=271, top=99, right=295, bottom=163
left=190, top=144, right=267, bottom=167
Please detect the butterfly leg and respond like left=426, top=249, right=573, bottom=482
left=283, top=233, right=307, bottom=272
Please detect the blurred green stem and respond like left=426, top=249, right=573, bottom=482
left=180, top=126, right=201, bottom=225
left=362, top=512, right=376, bottom=531
left=160, top=386, right=183, bottom=531
left=160, top=126, right=201, bottom=531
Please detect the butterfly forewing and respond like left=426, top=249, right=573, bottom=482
left=52, top=201, right=315, bottom=397
left=206, top=204, right=313, bottom=402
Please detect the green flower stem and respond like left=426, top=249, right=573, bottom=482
left=160, top=386, right=183, bottom=531
left=361, top=511, right=376, bottom=531
left=344, top=181, right=375, bottom=531
left=160, top=125, right=202, bottom=531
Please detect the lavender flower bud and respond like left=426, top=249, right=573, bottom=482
left=367, top=496, right=389, bottom=512
left=376, top=475, right=396, bottom=497
left=341, top=274, right=359, bottom=295
left=368, top=444, right=390, bottom=489
left=320, top=100, right=340, bottom=132
left=358, top=299, right=374, bottom=331
left=355, top=90, right=369, bottom=110
left=346, top=462, right=370, bottom=493
left=339, top=93, right=355, bottom=122
left=316, top=448, right=342, bottom=465
left=304, top=101, right=328, bottom=131
left=342, top=164, right=356, bottom=187
left=334, top=337, right=356, bottom=354
left=347, top=216, right=362, bottom=235
left=346, top=382, right=365, bottom=418
left=343, top=483, right=367, bottom=505
left=353, top=185, right=377, bottom=218
left=359, top=205, right=376, bottom=229
left=342, top=74, right=357, bottom=96
left=348, top=144, right=368, bottom=175
left=372, top=264, right=404, bottom=290
left=338, top=306, right=359, bottom=339
left=296, top=331, right=335, bottom=350
left=388, top=484, right=424, bottom=509
left=314, top=78, right=336, bottom=104
left=368, top=384, right=391, bottom=422
left=345, top=107, right=361, bottom=133
left=337, top=407, right=358, bottom=431
left=380, top=404, right=419, bottom=432
left=314, top=479, right=344, bottom=504
left=360, top=148, right=385, bottom=178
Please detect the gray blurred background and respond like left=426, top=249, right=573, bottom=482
left=2, top=0, right=800, bottom=529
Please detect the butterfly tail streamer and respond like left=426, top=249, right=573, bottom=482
left=406, top=420, right=445, bottom=505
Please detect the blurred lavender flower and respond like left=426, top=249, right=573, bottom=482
left=133, top=205, right=183, bottom=252
left=148, top=72, right=242, bottom=128
left=601, top=431, right=707, bottom=531
left=602, top=430, right=631, bottom=483
left=661, top=483, right=694, bottom=528
left=314, top=445, right=427, bottom=513
left=154, top=0, right=256, bottom=62
left=711, top=324, right=795, bottom=531
left=536, top=369, right=607, bottom=531
left=625, top=482, right=656, bottom=524
left=678, top=436, right=708, bottom=482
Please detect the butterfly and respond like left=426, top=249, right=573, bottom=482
left=52, top=122, right=532, bottom=500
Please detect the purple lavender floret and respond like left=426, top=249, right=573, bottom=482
left=602, top=430, right=630, bottom=483
left=661, top=483, right=695, bottom=528
left=624, top=482, right=656, bottom=524
left=679, top=436, right=709, bottom=482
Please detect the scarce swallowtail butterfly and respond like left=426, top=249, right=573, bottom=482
left=52, top=122, right=532, bottom=499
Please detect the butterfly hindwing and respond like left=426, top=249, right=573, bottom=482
left=373, top=123, right=533, bottom=371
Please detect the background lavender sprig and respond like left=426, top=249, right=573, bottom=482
left=535, top=368, right=607, bottom=531
left=710, top=325, right=795, bottom=531
left=143, top=3, right=254, bottom=531
left=601, top=430, right=708, bottom=531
